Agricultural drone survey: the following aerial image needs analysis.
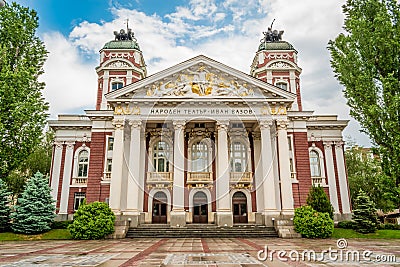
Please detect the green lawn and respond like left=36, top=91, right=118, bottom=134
left=0, top=229, right=72, bottom=241
left=332, top=228, right=400, bottom=239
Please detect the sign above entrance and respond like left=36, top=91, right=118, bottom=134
left=113, top=104, right=288, bottom=117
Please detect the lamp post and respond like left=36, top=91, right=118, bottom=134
left=0, top=0, right=6, bottom=8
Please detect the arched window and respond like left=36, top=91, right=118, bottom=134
left=153, top=141, right=170, bottom=172
left=191, top=140, right=209, bottom=172
left=309, top=150, right=321, bottom=177
left=78, top=150, right=89, bottom=177
left=230, top=141, right=247, bottom=172
left=276, top=82, right=288, bottom=90
left=111, top=82, right=123, bottom=91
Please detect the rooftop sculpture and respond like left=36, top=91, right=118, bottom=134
left=261, top=19, right=284, bottom=43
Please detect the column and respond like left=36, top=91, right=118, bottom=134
left=138, top=126, right=146, bottom=212
left=252, top=132, right=264, bottom=213
left=171, top=120, right=186, bottom=227
left=109, top=119, right=125, bottom=215
left=50, top=142, right=63, bottom=201
left=100, top=71, right=109, bottom=110
left=335, top=141, right=351, bottom=214
left=59, top=141, right=75, bottom=216
left=323, top=141, right=340, bottom=214
left=260, top=120, right=280, bottom=225
left=277, top=120, right=294, bottom=215
left=125, top=120, right=142, bottom=225
left=216, top=120, right=233, bottom=227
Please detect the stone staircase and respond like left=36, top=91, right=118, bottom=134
left=126, top=224, right=278, bottom=238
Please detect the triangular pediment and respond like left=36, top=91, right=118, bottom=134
left=106, top=55, right=296, bottom=102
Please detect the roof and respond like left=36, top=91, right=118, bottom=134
left=258, top=41, right=296, bottom=52
left=102, top=40, right=141, bottom=50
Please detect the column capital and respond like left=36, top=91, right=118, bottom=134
left=323, top=141, right=334, bottom=148
left=65, top=141, right=75, bottom=150
left=259, top=119, right=273, bottom=130
left=129, top=119, right=142, bottom=129
left=335, top=141, right=344, bottom=148
left=252, top=132, right=261, bottom=140
left=276, top=119, right=289, bottom=130
left=173, top=120, right=186, bottom=130
left=53, top=141, right=63, bottom=150
left=112, top=118, right=125, bottom=129
left=216, top=120, right=229, bottom=131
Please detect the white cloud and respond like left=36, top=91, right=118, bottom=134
left=42, top=32, right=97, bottom=119
left=42, top=0, right=371, bottom=146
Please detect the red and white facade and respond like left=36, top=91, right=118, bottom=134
left=49, top=30, right=351, bottom=226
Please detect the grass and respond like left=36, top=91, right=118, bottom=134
left=0, top=229, right=72, bottom=241
left=332, top=228, right=400, bottom=239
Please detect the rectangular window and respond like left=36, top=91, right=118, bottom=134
left=106, top=159, right=112, bottom=172
left=74, top=192, right=86, bottom=211
left=107, top=137, right=114, bottom=151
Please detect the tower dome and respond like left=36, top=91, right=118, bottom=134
left=250, top=24, right=303, bottom=111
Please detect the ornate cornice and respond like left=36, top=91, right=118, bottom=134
left=54, top=141, right=63, bottom=150
left=259, top=119, right=273, bottom=130
left=65, top=141, right=75, bottom=150
left=216, top=120, right=229, bottom=132
left=276, top=119, right=289, bottom=130
left=129, top=119, right=142, bottom=129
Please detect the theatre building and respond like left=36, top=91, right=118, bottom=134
left=48, top=27, right=351, bottom=229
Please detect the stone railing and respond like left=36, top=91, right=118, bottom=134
left=187, top=172, right=213, bottom=184
left=72, top=177, right=88, bottom=185
left=102, top=172, right=111, bottom=181
left=230, top=172, right=253, bottom=184
left=312, top=177, right=324, bottom=186
left=147, top=172, right=173, bottom=185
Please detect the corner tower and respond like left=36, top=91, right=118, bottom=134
left=96, top=28, right=147, bottom=110
left=250, top=26, right=302, bottom=111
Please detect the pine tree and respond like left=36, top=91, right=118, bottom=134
left=353, top=189, right=378, bottom=233
left=11, top=172, right=55, bottom=234
left=0, top=179, right=11, bottom=231
left=306, top=185, right=334, bottom=219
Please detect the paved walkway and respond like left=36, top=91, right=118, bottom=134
left=0, top=238, right=398, bottom=266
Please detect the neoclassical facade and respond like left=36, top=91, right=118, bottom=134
left=49, top=27, right=351, bottom=227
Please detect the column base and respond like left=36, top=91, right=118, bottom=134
left=170, top=210, right=186, bottom=227
left=119, top=213, right=141, bottom=228
left=335, top=213, right=353, bottom=222
left=215, top=211, right=233, bottom=227
left=280, top=209, right=294, bottom=217
left=263, top=211, right=281, bottom=227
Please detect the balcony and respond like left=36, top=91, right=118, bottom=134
left=230, top=172, right=253, bottom=188
left=147, top=172, right=173, bottom=187
left=102, top=172, right=111, bottom=181
left=311, top=177, right=325, bottom=186
left=187, top=172, right=213, bottom=186
left=72, top=177, right=87, bottom=185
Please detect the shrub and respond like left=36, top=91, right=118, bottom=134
left=353, top=189, right=378, bottom=233
left=337, top=220, right=355, bottom=229
left=306, top=185, right=334, bottom=219
left=11, top=172, right=55, bottom=234
left=294, top=205, right=334, bottom=238
left=68, top=201, right=115, bottom=239
left=378, top=223, right=400, bottom=230
left=51, top=220, right=73, bottom=229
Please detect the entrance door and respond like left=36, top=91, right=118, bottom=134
left=233, top=192, right=248, bottom=223
left=152, top=192, right=167, bottom=224
left=193, top=191, right=208, bottom=223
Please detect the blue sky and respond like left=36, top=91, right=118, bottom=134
left=11, top=0, right=371, bottom=146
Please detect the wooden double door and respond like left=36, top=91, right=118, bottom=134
left=193, top=191, right=208, bottom=223
left=152, top=192, right=167, bottom=224
left=233, top=192, right=248, bottom=223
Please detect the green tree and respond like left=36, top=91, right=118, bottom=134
left=5, top=131, right=54, bottom=199
left=0, top=179, right=11, bottom=231
left=68, top=201, right=115, bottom=240
left=345, top=144, right=399, bottom=212
left=306, top=185, right=334, bottom=219
left=353, top=189, right=378, bottom=233
left=328, top=0, right=400, bottom=190
left=11, top=172, right=55, bottom=234
left=0, top=3, right=49, bottom=181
